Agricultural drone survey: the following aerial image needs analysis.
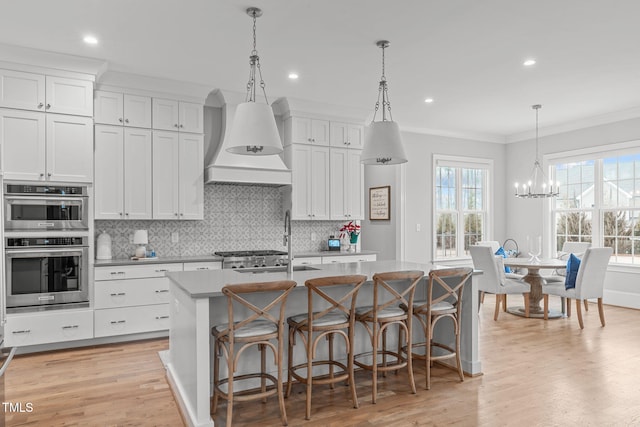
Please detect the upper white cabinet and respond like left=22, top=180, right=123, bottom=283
left=94, top=125, right=153, bottom=220
left=152, top=131, right=204, bottom=220
left=285, top=116, right=330, bottom=146
left=285, top=144, right=330, bottom=220
left=330, top=148, right=364, bottom=220
left=0, top=109, right=93, bottom=182
left=0, top=70, right=92, bottom=116
left=152, top=98, right=203, bottom=133
left=94, top=91, right=152, bottom=128
left=330, top=122, right=364, bottom=149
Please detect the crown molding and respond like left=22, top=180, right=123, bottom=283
left=400, top=125, right=507, bottom=144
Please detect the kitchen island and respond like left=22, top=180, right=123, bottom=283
left=166, top=260, right=481, bottom=427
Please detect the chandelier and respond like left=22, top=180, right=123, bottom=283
left=225, top=7, right=283, bottom=156
left=361, top=40, right=407, bottom=165
left=514, top=104, right=558, bottom=198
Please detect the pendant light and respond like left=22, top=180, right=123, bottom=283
left=225, top=7, right=283, bottom=156
left=514, top=104, right=559, bottom=198
left=361, top=40, right=408, bottom=165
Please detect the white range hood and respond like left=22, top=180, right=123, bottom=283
left=205, top=90, right=291, bottom=186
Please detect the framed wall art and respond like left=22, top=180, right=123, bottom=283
left=369, top=186, right=390, bottom=220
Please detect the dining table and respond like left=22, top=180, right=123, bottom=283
left=503, top=257, right=567, bottom=318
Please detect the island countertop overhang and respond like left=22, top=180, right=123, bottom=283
left=166, top=259, right=466, bottom=298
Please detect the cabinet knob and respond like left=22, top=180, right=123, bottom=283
left=174, top=124, right=179, bottom=128
left=175, top=213, right=179, bottom=217
left=125, top=118, right=129, bottom=124
left=119, top=118, right=123, bottom=123
left=180, top=213, right=184, bottom=217
left=40, top=173, right=44, bottom=178
left=37, top=103, right=44, bottom=109
left=46, top=103, right=51, bottom=109
left=179, top=124, right=183, bottom=128
left=125, top=213, right=129, bottom=216
left=119, top=212, right=123, bottom=216
left=47, top=173, right=51, bottom=177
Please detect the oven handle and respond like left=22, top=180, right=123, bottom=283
left=6, top=247, right=88, bottom=255
left=5, top=195, right=87, bottom=202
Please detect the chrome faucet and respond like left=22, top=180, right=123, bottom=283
left=284, top=209, right=293, bottom=275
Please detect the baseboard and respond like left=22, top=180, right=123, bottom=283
left=604, top=290, right=640, bottom=310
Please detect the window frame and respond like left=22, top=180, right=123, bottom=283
left=548, top=140, right=640, bottom=267
left=432, top=155, right=493, bottom=261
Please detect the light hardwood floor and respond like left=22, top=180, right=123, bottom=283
left=5, top=295, right=640, bottom=426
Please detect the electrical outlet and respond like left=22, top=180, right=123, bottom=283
left=416, top=223, right=421, bottom=232
left=171, top=232, right=179, bottom=243
left=311, top=232, right=317, bottom=242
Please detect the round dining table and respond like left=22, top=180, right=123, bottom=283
left=503, top=257, right=567, bottom=318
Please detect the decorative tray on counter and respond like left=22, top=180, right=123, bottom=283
left=129, top=256, right=159, bottom=261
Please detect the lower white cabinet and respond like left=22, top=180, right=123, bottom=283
left=322, top=254, right=377, bottom=264
left=94, top=263, right=183, bottom=338
left=182, top=261, right=222, bottom=271
left=292, top=256, right=322, bottom=266
left=94, top=304, right=170, bottom=338
left=4, top=309, right=94, bottom=347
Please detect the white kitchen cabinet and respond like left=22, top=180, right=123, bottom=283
left=94, top=91, right=152, bottom=128
left=0, top=69, right=93, bottom=116
left=285, top=144, right=330, bottom=220
left=330, top=148, right=364, bottom=220
left=330, top=122, right=364, bottom=149
left=152, top=98, right=203, bottom=133
left=292, top=256, right=322, bottom=266
left=285, top=116, right=330, bottom=146
left=4, top=309, right=94, bottom=347
left=152, top=131, right=204, bottom=220
left=0, top=109, right=92, bottom=182
left=94, top=125, right=152, bottom=220
left=182, top=261, right=222, bottom=271
left=94, top=263, right=183, bottom=338
left=322, top=254, right=377, bottom=264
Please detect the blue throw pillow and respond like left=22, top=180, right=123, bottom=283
left=564, top=253, right=581, bottom=290
left=494, top=247, right=512, bottom=273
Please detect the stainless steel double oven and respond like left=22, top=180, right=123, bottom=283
left=3, top=183, right=90, bottom=311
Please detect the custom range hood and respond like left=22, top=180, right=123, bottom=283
left=205, top=90, right=291, bottom=186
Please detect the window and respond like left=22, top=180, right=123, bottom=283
left=434, top=156, right=492, bottom=259
left=551, top=147, right=640, bottom=265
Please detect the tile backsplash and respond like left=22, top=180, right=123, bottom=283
left=96, top=184, right=348, bottom=259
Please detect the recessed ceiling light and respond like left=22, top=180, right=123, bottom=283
left=523, top=59, right=536, bottom=66
left=424, top=98, right=434, bottom=103
left=288, top=73, right=299, bottom=80
left=83, top=35, right=98, bottom=45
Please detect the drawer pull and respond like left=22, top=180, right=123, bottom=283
left=110, top=271, right=126, bottom=275
left=110, top=320, right=126, bottom=325
left=62, top=325, right=79, bottom=330
left=110, top=292, right=126, bottom=297
left=196, top=267, right=209, bottom=270
left=12, top=330, right=31, bottom=334
left=155, top=315, right=170, bottom=320
left=155, top=269, right=169, bottom=273
left=155, top=290, right=169, bottom=293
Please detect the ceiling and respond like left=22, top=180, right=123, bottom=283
left=2, top=0, right=640, bottom=142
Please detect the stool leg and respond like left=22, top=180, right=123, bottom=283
left=455, top=318, right=464, bottom=382
left=226, top=344, right=234, bottom=427
left=426, top=320, right=432, bottom=390
left=328, top=333, right=335, bottom=389
left=381, top=326, right=387, bottom=378
left=405, top=320, right=416, bottom=395
left=260, top=344, right=267, bottom=404
left=211, top=340, right=220, bottom=414
left=305, top=335, right=313, bottom=420
left=347, top=325, right=359, bottom=409
left=286, top=327, right=294, bottom=398
left=276, top=335, right=288, bottom=426
left=372, top=322, right=378, bottom=404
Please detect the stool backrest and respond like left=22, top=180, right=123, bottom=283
left=220, top=280, right=297, bottom=339
left=301, top=275, right=367, bottom=328
left=360, top=270, right=424, bottom=320
left=422, top=267, right=473, bottom=315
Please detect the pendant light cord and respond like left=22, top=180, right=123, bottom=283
left=373, top=41, right=393, bottom=122
left=245, top=9, right=269, bottom=104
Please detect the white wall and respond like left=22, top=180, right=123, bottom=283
left=363, top=130, right=507, bottom=264
left=506, top=117, right=640, bottom=309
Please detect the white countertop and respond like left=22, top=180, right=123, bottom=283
left=293, top=250, right=378, bottom=258
left=94, top=255, right=223, bottom=267
left=167, top=259, right=451, bottom=299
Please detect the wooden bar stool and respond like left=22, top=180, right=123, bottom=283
left=353, top=270, right=424, bottom=404
left=211, top=280, right=296, bottom=427
left=404, top=267, right=472, bottom=390
left=286, top=274, right=366, bottom=420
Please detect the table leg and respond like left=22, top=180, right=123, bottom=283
left=507, top=269, right=563, bottom=319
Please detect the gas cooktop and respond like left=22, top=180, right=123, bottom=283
left=214, top=250, right=289, bottom=269
left=214, top=250, right=288, bottom=257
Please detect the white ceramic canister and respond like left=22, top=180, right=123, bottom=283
left=96, top=231, right=112, bottom=260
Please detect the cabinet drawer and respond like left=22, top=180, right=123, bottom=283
left=322, top=254, right=377, bottom=264
left=94, top=277, right=170, bottom=309
left=182, top=261, right=222, bottom=271
left=5, top=309, right=93, bottom=347
left=292, top=257, right=322, bottom=266
left=95, top=263, right=183, bottom=281
left=94, top=304, right=169, bottom=337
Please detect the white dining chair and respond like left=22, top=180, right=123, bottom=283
left=469, top=245, right=531, bottom=320
left=542, top=247, right=612, bottom=329
left=544, top=241, right=592, bottom=283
